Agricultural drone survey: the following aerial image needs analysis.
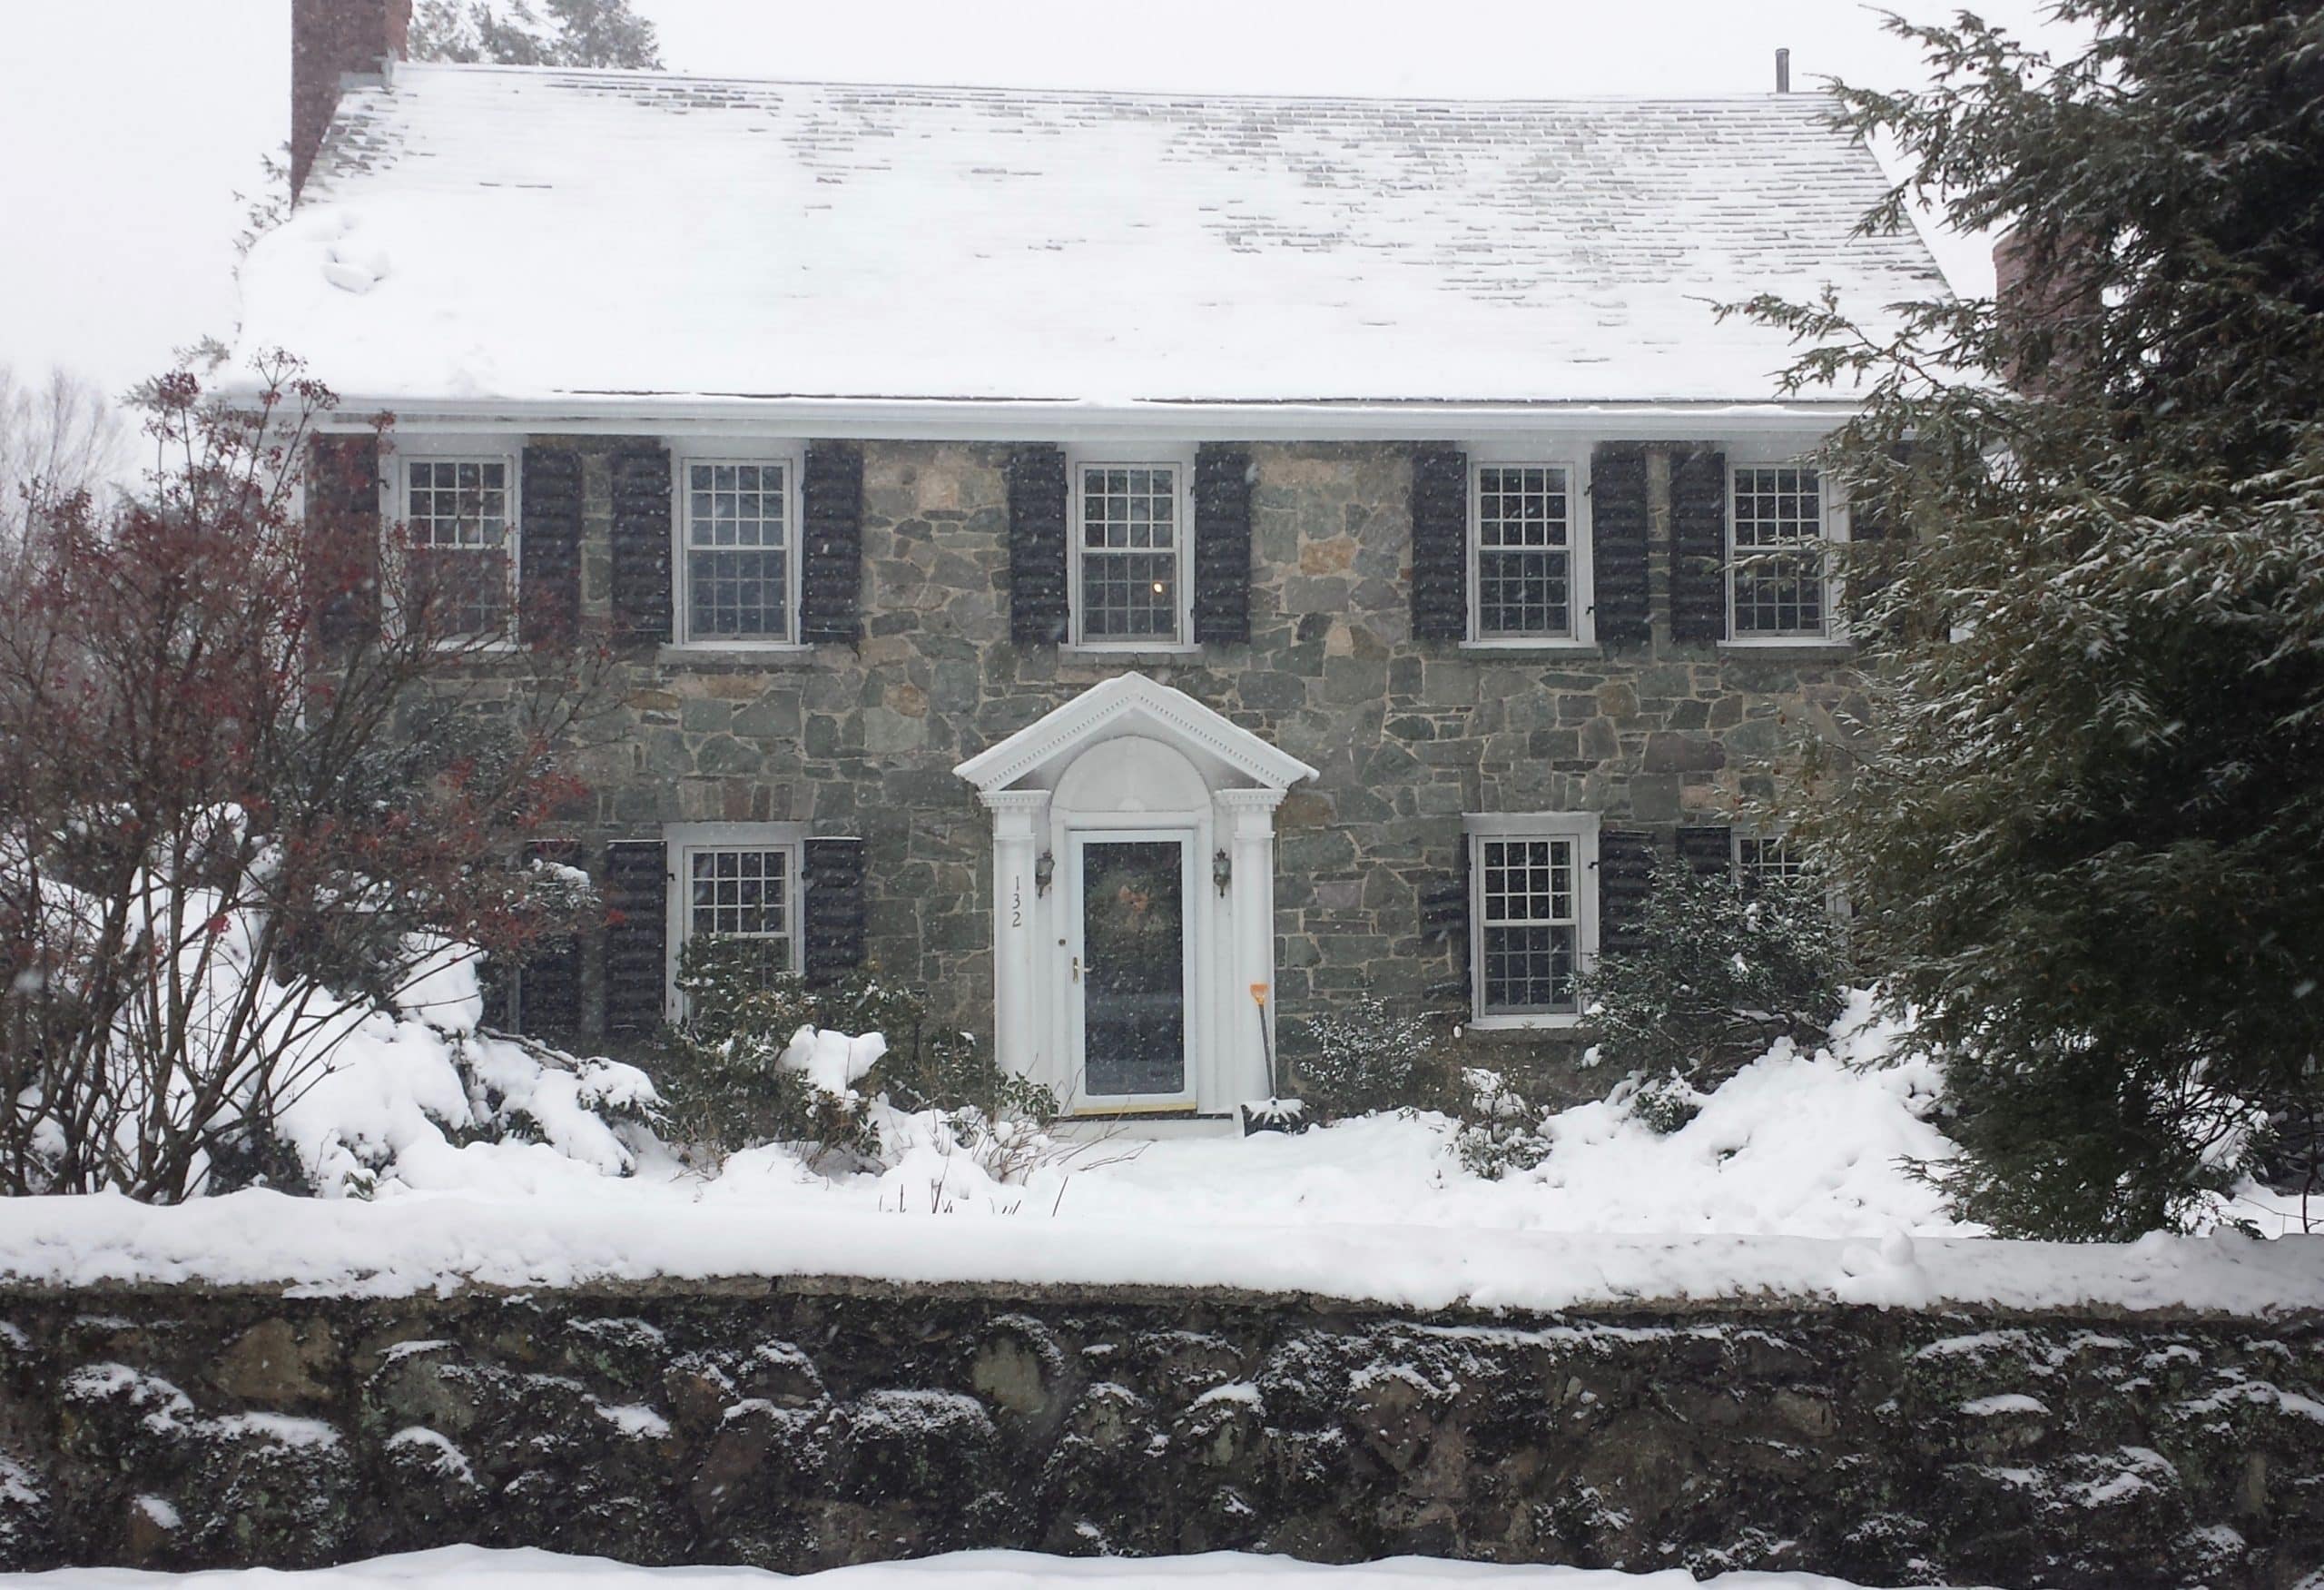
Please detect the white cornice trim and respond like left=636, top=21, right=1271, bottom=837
left=294, top=392, right=1867, bottom=444
left=953, top=673, right=1318, bottom=795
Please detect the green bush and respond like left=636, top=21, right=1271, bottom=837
left=1577, top=854, right=1848, bottom=1113
left=1296, top=996, right=1461, bottom=1120
left=655, top=937, right=1057, bottom=1161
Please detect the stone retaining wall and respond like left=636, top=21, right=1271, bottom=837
left=15, top=1279, right=2322, bottom=1585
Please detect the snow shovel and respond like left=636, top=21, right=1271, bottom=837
left=1238, top=983, right=1308, bottom=1136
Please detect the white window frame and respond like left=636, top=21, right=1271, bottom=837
left=380, top=440, right=522, bottom=647
left=664, top=821, right=808, bottom=1013
left=1723, top=452, right=1849, bottom=647
left=1730, top=826, right=1811, bottom=890
left=1066, top=448, right=1197, bottom=652
left=1463, top=450, right=1594, bottom=648
left=673, top=448, right=807, bottom=651
left=1463, top=811, right=1601, bottom=1031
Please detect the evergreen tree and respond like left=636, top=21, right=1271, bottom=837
left=1733, top=2, right=2324, bottom=1237
left=409, top=0, right=662, bottom=69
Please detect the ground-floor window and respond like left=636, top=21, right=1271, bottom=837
left=1733, top=829, right=1811, bottom=891
left=665, top=823, right=805, bottom=998
left=1465, top=813, right=1600, bottom=1027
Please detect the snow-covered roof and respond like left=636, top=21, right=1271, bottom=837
left=238, top=64, right=1950, bottom=414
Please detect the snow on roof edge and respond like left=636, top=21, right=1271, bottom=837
left=377, top=57, right=1851, bottom=111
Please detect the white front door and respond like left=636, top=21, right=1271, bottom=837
left=1067, top=829, right=1196, bottom=1109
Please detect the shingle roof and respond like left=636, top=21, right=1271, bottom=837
left=237, top=64, right=1950, bottom=410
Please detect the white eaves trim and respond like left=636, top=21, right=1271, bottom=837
left=295, top=394, right=1869, bottom=446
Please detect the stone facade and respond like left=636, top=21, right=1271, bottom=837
left=527, top=435, right=1869, bottom=1070
left=19, top=1278, right=2323, bottom=1584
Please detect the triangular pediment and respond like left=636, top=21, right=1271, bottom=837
left=952, top=672, right=1317, bottom=795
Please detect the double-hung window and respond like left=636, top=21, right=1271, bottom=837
left=1470, top=460, right=1590, bottom=644
left=678, top=456, right=801, bottom=647
left=399, top=453, right=517, bottom=643
left=1071, top=457, right=1191, bottom=647
left=1733, top=830, right=1811, bottom=891
left=1465, top=813, right=1600, bottom=1026
left=1728, top=464, right=1838, bottom=640
left=666, top=823, right=804, bottom=998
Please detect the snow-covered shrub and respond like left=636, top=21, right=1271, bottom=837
left=278, top=940, right=661, bottom=1197
left=1627, top=1072, right=1707, bottom=1136
left=1578, top=854, right=1847, bottom=1106
left=1453, top=1068, right=1553, bottom=1180
left=1295, top=996, right=1459, bottom=1120
left=659, top=942, right=1057, bottom=1173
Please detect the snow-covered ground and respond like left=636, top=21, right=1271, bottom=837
left=5, top=969, right=2319, bottom=1315
left=0, top=1545, right=1966, bottom=1590
left=8, top=950, right=2314, bottom=1316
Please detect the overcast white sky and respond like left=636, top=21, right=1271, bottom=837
left=0, top=0, right=2080, bottom=404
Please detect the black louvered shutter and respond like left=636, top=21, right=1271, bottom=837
left=1409, top=444, right=1467, bottom=641
left=1676, top=825, right=1733, bottom=883
left=1597, top=829, right=1657, bottom=957
left=1590, top=445, right=1650, bottom=648
left=1006, top=445, right=1069, bottom=645
left=1846, top=442, right=1914, bottom=636
left=1669, top=447, right=1728, bottom=644
left=1419, top=838, right=1472, bottom=1006
left=310, top=434, right=380, bottom=649
left=1192, top=444, right=1254, bottom=644
left=610, top=444, right=673, bottom=647
left=602, top=840, right=668, bottom=1037
left=802, top=837, right=867, bottom=986
left=799, top=440, right=863, bottom=644
left=515, top=840, right=585, bottom=1038
left=519, top=446, right=583, bottom=646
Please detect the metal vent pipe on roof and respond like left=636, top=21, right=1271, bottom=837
left=1776, top=48, right=1791, bottom=93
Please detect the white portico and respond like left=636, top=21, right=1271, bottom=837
left=952, top=674, right=1317, bottom=1119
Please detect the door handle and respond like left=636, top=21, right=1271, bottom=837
left=1071, top=955, right=1080, bottom=983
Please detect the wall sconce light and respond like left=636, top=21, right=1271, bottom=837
left=1034, top=850, right=1054, bottom=896
left=1213, top=848, right=1233, bottom=894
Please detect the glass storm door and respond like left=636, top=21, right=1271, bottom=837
left=1071, top=833, right=1191, bottom=1101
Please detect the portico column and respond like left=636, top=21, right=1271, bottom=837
left=1215, top=786, right=1287, bottom=1100
left=980, top=789, right=1051, bottom=1079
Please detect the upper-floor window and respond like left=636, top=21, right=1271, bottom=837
left=401, top=454, right=517, bottom=642
left=1465, top=812, right=1600, bottom=1027
left=679, top=456, right=801, bottom=647
left=1072, top=459, right=1190, bottom=647
left=1466, top=457, right=1592, bottom=646
left=1728, top=465, right=1835, bottom=640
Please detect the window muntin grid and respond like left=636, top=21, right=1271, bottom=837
left=1474, top=464, right=1572, bottom=637
left=404, top=458, right=512, bottom=638
left=1730, top=466, right=1829, bottom=637
left=1078, top=464, right=1181, bottom=642
left=684, top=460, right=790, bottom=643
left=685, top=846, right=793, bottom=977
left=1477, top=835, right=1581, bottom=1015
left=1736, top=833, right=1811, bottom=890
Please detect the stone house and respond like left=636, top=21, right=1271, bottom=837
left=252, top=1, right=1948, bottom=1125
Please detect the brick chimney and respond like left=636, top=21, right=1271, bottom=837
left=1993, top=227, right=2093, bottom=395
left=290, top=0, right=412, bottom=200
